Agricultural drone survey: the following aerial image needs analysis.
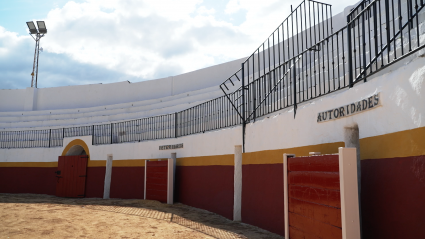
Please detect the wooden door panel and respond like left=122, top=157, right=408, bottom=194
left=287, top=155, right=342, bottom=239
left=145, top=161, right=168, bottom=203
left=56, top=156, right=88, bottom=198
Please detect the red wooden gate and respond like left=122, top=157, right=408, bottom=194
left=145, top=160, right=168, bottom=203
left=286, top=154, right=342, bottom=239
left=56, top=155, right=88, bottom=198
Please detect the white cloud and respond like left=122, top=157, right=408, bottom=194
left=1, top=0, right=361, bottom=89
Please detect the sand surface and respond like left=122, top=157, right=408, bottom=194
left=0, top=194, right=283, bottom=239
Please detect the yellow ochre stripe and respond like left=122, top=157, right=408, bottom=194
left=360, top=126, right=425, bottom=160
left=242, top=142, right=344, bottom=165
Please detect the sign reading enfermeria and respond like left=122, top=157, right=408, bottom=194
left=317, top=93, right=381, bottom=123
left=159, top=143, right=183, bottom=150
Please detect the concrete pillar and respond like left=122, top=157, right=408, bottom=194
left=167, top=158, right=175, bottom=204
left=103, top=154, right=113, bottom=199
left=233, top=145, right=242, bottom=221
left=344, top=124, right=362, bottom=238
left=171, top=153, right=176, bottom=196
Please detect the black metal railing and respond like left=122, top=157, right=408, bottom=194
left=0, top=0, right=424, bottom=150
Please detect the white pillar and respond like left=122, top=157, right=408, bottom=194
left=339, top=147, right=361, bottom=239
left=167, top=158, right=175, bottom=204
left=103, top=154, right=113, bottom=199
left=171, top=153, right=176, bottom=196
left=233, top=145, right=242, bottom=221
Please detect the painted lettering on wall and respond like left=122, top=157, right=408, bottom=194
left=159, top=143, right=183, bottom=150
left=317, top=93, right=381, bottom=123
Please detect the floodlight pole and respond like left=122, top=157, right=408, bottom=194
left=30, top=33, right=44, bottom=88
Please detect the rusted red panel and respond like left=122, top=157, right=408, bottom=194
left=289, top=226, right=323, bottom=239
left=289, top=171, right=340, bottom=190
left=146, top=160, right=168, bottom=203
left=289, top=212, right=342, bottom=239
left=289, top=197, right=342, bottom=228
left=289, top=155, right=339, bottom=172
left=289, top=184, right=341, bottom=208
left=56, top=156, right=88, bottom=198
left=148, top=161, right=168, bottom=167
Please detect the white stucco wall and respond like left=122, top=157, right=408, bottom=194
left=1, top=53, right=424, bottom=163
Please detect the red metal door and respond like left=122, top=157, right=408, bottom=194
left=287, top=154, right=342, bottom=239
left=145, top=161, right=168, bottom=203
left=56, top=155, right=88, bottom=198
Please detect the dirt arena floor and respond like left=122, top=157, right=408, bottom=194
left=0, top=194, right=283, bottom=239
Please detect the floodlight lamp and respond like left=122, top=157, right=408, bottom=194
left=26, top=21, right=38, bottom=34
left=37, top=21, right=47, bottom=34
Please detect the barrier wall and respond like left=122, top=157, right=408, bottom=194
left=175, top=155, right=234, bottom=220
left=1, top=52, right=425, bottom=237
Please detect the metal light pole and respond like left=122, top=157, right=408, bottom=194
left=26, top=21, right=47, bottom=88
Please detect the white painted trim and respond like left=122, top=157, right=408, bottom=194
left=144, top=160, right=148, bottom=200
left=339, top=147, right=361, bottom=239
left=233, top=145, right=242, bottom=221
left=167, top=158, right=174, bottom=204
left=283, top=153, right=295, bottom=239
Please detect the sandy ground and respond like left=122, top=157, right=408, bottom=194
left=0, top=194, right=283, bottom=239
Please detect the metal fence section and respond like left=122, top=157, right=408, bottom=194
left=347, top=0, right=425, bottom=86
left=1, top=0, right=424, bottom=149
left=0, top=129, right=50, bottom=149
left=177, top=95, right=242, bottom=137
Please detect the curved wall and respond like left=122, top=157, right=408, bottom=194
left=0, top=57, right=243, bottom=112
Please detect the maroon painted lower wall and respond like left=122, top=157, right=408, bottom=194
left=175, top=165, right=234, bottom=220
left=242, top=164, right=285, bottom=236
left=110, top=167, right=144, bottom=199
left=0, top=167, right=57, bottom=195
left=85, top=167, right=105, bottom=198
left=361, top=156, right=425, bottom=239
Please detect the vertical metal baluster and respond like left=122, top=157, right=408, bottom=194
left=398, top=0, right=404, bottom=55
left=415, top=0, right=420, bottom=48
left=407, top=0, right=412, bottom=51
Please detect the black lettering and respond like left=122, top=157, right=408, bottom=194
left=346, top=105, right=350, bottom=115
left=322, top=112, right=327, bottom=120
left=362, top=99, right=368, bottom=110
left=356, top=102, right=362, bottom=112
left=351, top=103, right=356, bottom=113
left=368, top=96, right=373, bottom=108
left=328, top=110, right=333, bottom=120
left=374, top=94, right=379, bottom=105
left=317, top=113, right=322, bottom=122
left=340, top=107, right=345, bottom=117
left=334, top=109, right=339, bottom=118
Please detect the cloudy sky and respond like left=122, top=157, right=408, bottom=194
left=0, top=0, right=358, bottom=89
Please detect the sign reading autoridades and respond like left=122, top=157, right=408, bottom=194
left=317, top=93, right=381, bottom=123
left=159, top=143, right=183, bottom=150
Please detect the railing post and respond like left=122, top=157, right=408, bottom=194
left=361, top=3, right=367, bottom=82
left=48, top=129, right=51, bottom=148
left=110, top=123, right=113, bottom=144
left=92, top=125, right=94, bottom=145
left=347, top=16, right=354, bottom=88
left=174, top=112, right=178, bottom=138
left=241, top=62, right=246, bottom=153
left=293, top=58, right=297, bottom=118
